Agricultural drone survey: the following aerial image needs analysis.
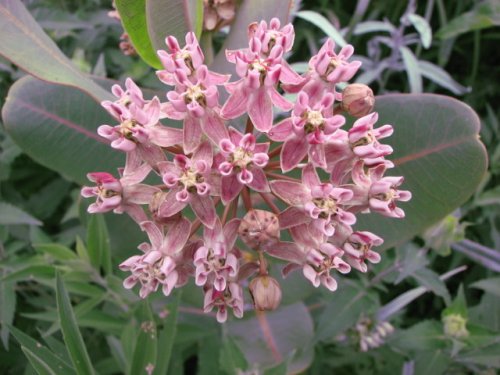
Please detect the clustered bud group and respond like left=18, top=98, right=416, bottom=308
left=82, top=18, right=411, bottom=322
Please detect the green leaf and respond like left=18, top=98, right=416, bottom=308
left=0, top=0, right=111, bottom=101
left=356, top=94, right=487, bottom=250
left=56, top=273, right=95, bottom=375
left=198, top=335, right=221, bottom=375
left=114, top=0, right=162, bottom=69
left=21, top=346, right=58, bottom=375
left=227, top=303, right=314, bottom=373
left=413, top=268, right=451, bottom=305
left=2, top=76, right=124, bottom=185
left=295, top=10, right=347, bottom=48
left=0, top=202, right=42, bottom=226
left=414, top=350, right=450, bottom=375
left=436, top=1, right=500, bottom=39
left=408, top=14, right=432, bottom=48
left=417, top=60, right=469, bottom=95
left=211, top=0, right=293, bottom=73
left=2, top=265, right=55, bottom=283
left=352, top=20, right=396, bottom=35
left=146, top=0, right=193, bottom=54
left=400, top=46, right=422, bottom=93
left=470, top=277, right=500, bottom=298
left=155, top=292, right=181, bottom=375
left=86, top=214, right=112, bottom=275
left=219, top=336, right=248, bottom=375
left=129, top=301, right=157, bottom=375
left=443, top=284, right=468, bottom=317
left=458, top=343, right=500, bottom=368
left=33, top=243, right=78, bottom=261
left=0, top=271, right=16, bottom=349
left=8, top=325, right=76, bottom=374
left=389, top=320, right=447, bottom=351
left=316, top=283, right=376, bottom=342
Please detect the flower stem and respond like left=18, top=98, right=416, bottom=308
left=265, top=171, right=300, bottom=182
left=267, top=144, right=282, bottom=159
left=245, top=117, right=254, bottom=134
left=264, top=161, right=281, bottom=170
left=241, top=187, right=252, bottom=211
left=258, top=191, right=281, bottom=215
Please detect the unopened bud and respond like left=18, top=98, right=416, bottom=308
left=443, top=314, right=468, bottom=338
left=249, top=275, right=282, bottom=311
left=239, top=209, right=280, bottom=249
left=341, top=83, right=375, bottom=117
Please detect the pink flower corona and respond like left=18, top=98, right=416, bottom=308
left=82, top=18, right=411, bottom=323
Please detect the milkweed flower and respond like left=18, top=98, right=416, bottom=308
left=82, top=18, right=411, bottom=322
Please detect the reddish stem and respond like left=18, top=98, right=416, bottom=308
left=267, top=144, right=282, bottom=159
left=264, top=161, right=281, bottom=171
left=258, top=192, right=281, bottom=215
left=333, top=104, right=343, bottom=115
left=241, top=187, right=252, bottom=211
left=265, top=171, right=300, bottom=182
left=245, top=117, right=254, bottom=134
left=165, top=145, right=184, bottom=154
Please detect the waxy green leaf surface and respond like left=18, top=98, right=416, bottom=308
left=2, top=76, right=123, bottom=186
left=355, top=94, right=487, bottom=250
left=0, top=0, right=111, bottom=101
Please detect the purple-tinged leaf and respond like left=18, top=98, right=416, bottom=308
left=356, top=94, right=487, bottom=250
left=2, top=76, right=122, bottom=185
left=0, top=0, right=111, bottom=101
left=227, top=303, right=314, bottom=372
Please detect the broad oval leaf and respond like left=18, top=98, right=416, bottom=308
left=115, top=0, right=162, bottom=69
left=0, top=0, right=111, bottom=101
left=2, top=76, right=123, bottom=185
left=356, top=94, right=487, bottom=250
left=146, top=0, right=197, bottom=52
left=227, top=302, right=314, bottom=373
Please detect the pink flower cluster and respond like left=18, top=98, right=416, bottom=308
left=82, top=18, right=410, bottom=323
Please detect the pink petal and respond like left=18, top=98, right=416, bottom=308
left=263, top=241, right=306, bottom=263
left=279, top=207, right=310, bottom=229
left=245, top=168, right=270, bottom=192
left=221, top=174, right=243, bottom=204
left=201, top=112, right=229, bottom=145
left=164, top=217, right=191, bottom=254
left=140, top=221, right=164, bottom=250
left=159, top=188, right=188, bottom=217
left=221, top=83, right=248, bottom=119
left=190, top=194, right=217, bottom=228
left=248, top=87, right=273, bottom=132
left=183, top=116, right=202, bottom=154
left=192, top=140, right=213, bottom=167
left=279, top=61, right=304, bottom=85
left=270, top=180, right=309, bottom=205
left=303, top=264, right=320, bottom=287
left=124, top=184, right=159, bottom=204
left=223, top=218, right=241, bottom=249
left=148, top=126, right=183, bottom=148
left=289, top=224, right=319, bottom=248
left=269, top=118, right=293, bottom=141
left=309, top=144, right=327, bottom=169
left=302, top=164, right=321, bottom=190
left=281, top=137, right=308, bottom=172
left=269, top=86, right=293, bottom=111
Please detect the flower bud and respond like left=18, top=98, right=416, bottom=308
left=341, top=83, right=375, bottom=117
left=443, top=314, right=468, bottom=338
left=249, top=275, right=282, bottom=311
left=239, top=209, right=280, bottom=249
